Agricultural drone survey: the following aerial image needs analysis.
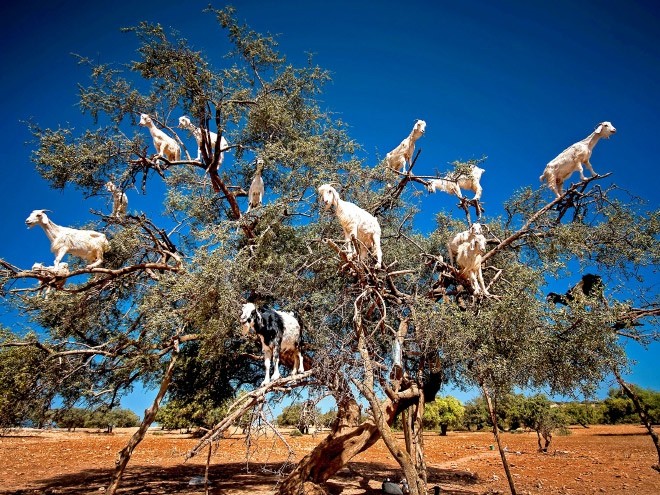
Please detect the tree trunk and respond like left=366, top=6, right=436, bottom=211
left=543, top=430, right=552, bottom=452
left=410, top=391, right=427, bottom=485
left=482, top=384, right=517, bottom=495
left=613, top=367, right=660, bottom=469
left=402, top=408, right=414, bottom=456
left=278, top=319, right=437, bottom=494
left=440, top=424, right=448, bottom=436
left=276, top=396, right=383, bottom=493
left=105, top=348, right=178, bottom=495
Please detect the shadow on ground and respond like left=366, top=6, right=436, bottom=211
left=1, top=461, right=480, bottom=495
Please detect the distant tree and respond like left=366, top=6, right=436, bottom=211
left=518, top=394, right=568, bottom=452
left=0, top=329, right=60, bottom=430
left=53, top=408, right=88, bottom=431
left=424, top=396, right=464, bottom=435
left=463, top=397, right=490, bottom=431
left=603, top=394, right=635, bottom=424
left=318, top=410, right=337, bottom=429
left=603, top=386, right=660, bottom=425
left=277, top=402, right=320, bottom=434
left=52, top=407, right=139, bottom=432
left=561, top=401, right=606, bottom=427
left=104, top=409, right=140, bottom=429
left=277, top=404, right=303, bottom=427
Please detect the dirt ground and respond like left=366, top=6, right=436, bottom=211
left=0, top=424, right=658, bottom=494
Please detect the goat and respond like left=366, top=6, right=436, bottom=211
left=427, top=164, right=485, bottom=200
left=247, top=158, right=265, bottom=212
left=540, top=121, right=616, bottom=197
left=318, top=184, right=382, bottom=269
left=455, top=231, right=489, bottom=295
left=239, top=302, right=305, bottom=385
left=105, top=181, right=127, bottom=218
left=139, top=113, right=181, bottom=162
left=546, top=273, right=606, bottom=306
left=385, top=119, right=426, bottom=174
left=456, top=164, right=485, bottom=200
left=178, top=115, right=228, bottom=163
left=447, top=223, right=483, bottom=266
left=25, top=210, right=109, bottom=269
left=31, top=262, right=69, bottom=292
left=426, top=178, right=462, bottom=198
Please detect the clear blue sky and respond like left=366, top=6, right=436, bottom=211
left=0, top=1, right=658, bottom=414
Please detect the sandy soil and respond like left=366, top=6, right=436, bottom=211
left=0, top=424, right=658, bottom=494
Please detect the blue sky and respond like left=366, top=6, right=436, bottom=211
left=0, top=1, right=658, bottom=414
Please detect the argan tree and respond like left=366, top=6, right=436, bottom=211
left=0, top=7, right=658, bottom=495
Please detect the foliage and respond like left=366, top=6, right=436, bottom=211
left=277, top=402, right=322, bottom=433
left=423, top=396, right=465, bottom=434
left=560, top=401, right=606, bottom=427
left=52, top=407, right=140, bottom=431
left=0, top=328, right=59, bottom=430
left=602, top=386, right=660, bottom=424
left=277, top=403, right=304, bottom=427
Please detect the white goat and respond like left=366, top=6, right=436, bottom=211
left=426, top=178, right=462, bottom=198
left=540, top=121, right=616, bottom=198
left=455, top=231, right=489, bottom=295
left=447, top=223, right=483, bottom=266
left=31, top=262, right=70, bottom=292
left=105, top=181, right=128, bottom=218
left=25, top=210, right=110, bottom=269
left=139, top=113, right=181, bottom=162
left=385, top=119, right=426, bottom=174
left=427, top=164, right=485, bottom=200
left=318, top=184, right=382, bottom=269
left=178, top=115, right=228, bottom=163
left=247, top=158, right=265, bottom=212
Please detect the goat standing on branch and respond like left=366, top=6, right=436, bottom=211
left=178, top=115, right=228, bottom=163
left=427, top=164, right=485, bottom=201
left=240, top=303, right=305, bottom=385
left=105, top=181, right=128, bottom=218
left=318, top=184, right=383, bottom=269
left=540, top=121, right=616, bottom=197
left=25, top=210, right=110, bottom=269
left=247, top=158, right=265, bottom=212
left=385, top=120, right=426, bottom=174
left=139, top=113, right=180, bottom=163
left=448, top=223, right=489, bottom=295
left=447, top=223, right=483, bottom=267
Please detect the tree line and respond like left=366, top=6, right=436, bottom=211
left=271, top=387, right=660, bottom=438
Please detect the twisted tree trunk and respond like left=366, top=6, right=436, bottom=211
left=276, top=395, right=386, bottom=493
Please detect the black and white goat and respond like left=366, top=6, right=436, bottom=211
left=240, top=303, right=305, bottom=385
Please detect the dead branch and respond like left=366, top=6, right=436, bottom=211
left=186, top=370, right=315, bottom=460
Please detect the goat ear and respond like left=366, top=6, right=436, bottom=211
left=595, top=123, right=604, bottom=134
